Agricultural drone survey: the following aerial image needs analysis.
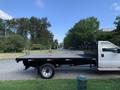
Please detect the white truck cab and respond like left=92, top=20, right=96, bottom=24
left=98, top=41, right=120, bottom=71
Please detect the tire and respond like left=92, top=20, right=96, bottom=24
left=39, top=64, right=55, bottom=79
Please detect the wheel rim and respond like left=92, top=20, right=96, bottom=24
left=42, top=66, right=52, bottom=78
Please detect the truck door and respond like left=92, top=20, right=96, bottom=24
left=98, top=41, right=120, bottom=70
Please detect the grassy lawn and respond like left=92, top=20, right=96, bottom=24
left=0, top=79, right=120, bottom=90
left=0, top=50, right=63, bottom=60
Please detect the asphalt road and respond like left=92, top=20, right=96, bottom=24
left=0, top=60, right=120, bottom=80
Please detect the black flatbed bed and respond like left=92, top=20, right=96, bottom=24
left=15, top=52, right=97, bottom=79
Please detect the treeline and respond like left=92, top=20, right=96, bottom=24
left=64, top=16, right=120, bottom=50
left=0, top=16, right=58, bottom=52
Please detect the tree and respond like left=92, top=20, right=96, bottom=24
left=0, top=19, right=5, bottom=37
left=52, top=39, right=58, bottom=49
left=6, top=19, right=17, bottom=34
left=64, top=17, right=99, bottom=49
left=0, top=16, right=54, bottom=52
left=29, top=16, right=53, bottom=48
left=114, top=16, right=120, bottom=31
left=3, top=35, right=25, bottom=52
left=16, top=18, right=30, bottom=39
left=110, top=16, right=120, bottom=46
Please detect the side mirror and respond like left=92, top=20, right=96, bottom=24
left=113, top=49, right=120, bottom=53
left=117, top=49, right=120, bottom=53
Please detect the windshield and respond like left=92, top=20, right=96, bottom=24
left=101, top=41, right=120, bottom=49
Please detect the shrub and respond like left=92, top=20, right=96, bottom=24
left=31, top=44, right=47, bottom=50
left=3, top=35, right=25, bottom=52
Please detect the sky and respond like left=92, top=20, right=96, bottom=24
left=0, top=0, right=120, bottom=42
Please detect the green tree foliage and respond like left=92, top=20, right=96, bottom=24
left=64, top=16, right=120, bottom=50
left=16, top=18, right=30, bottom=39
left=0, top=16, right=54, bottom=52
left=0, top=19, right=5, bottom=37
left=110, top=16, right=120, bottom=46
left=114, top=16, right=120, bottom=31
left=97, top=31, right=120, bottom=46
left=29, top=17, right=53, bottom=45
left=2, top=35, right=25, bottom=52
left=64, top=17, right=99, bottom=49
left=52, top=39, right=58, bottom=49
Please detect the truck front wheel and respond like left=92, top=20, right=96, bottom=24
left=39, top=64, right=55, bottom=79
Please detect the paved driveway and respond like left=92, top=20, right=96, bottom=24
left=0, top=60, right=120, bottom=80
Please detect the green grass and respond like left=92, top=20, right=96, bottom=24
left=0, top=79, right=120, bottom=90
left=0, top=79, right=76, bottom=90
left=88, top=79, right=120, bottom=90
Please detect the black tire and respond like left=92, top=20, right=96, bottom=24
left=39, top=64, right=55, bottom=79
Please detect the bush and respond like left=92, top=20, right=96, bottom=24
left=2, top=35, right=25, bottom=52
left=0, top=37, right=5, bottom=52
left=31, top=44, right=47, bottom=50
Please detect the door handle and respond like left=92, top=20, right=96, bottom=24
left=101, top=54, right=104, bottom=57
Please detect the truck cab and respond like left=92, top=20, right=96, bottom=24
left=98, top=41, right=120, bottom=71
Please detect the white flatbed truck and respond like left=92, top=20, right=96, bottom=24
left=16, top=41, right=120, bottom=79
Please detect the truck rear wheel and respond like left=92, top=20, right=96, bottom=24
left=39, top=64, right=55, bottom=79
